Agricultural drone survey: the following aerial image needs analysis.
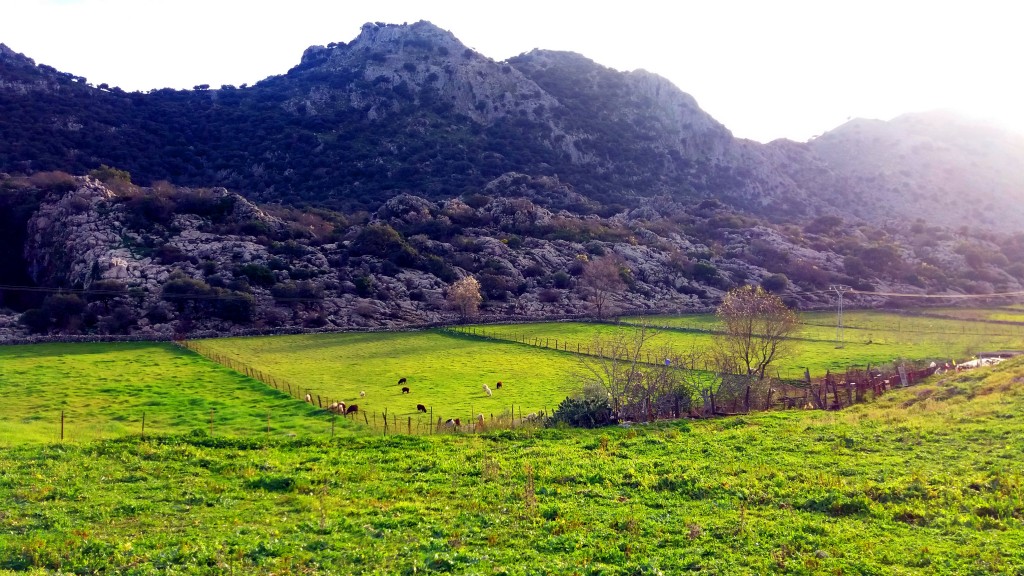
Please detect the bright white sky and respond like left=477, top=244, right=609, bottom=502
left=3, top=0, right=1022, bottom=143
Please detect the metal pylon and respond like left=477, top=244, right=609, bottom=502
left=829, top=284, right=851, bottom=348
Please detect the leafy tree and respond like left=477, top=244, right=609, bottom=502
left=447, top=276, right=482, bottom=321
left=714, top=285, right=798, bottom=412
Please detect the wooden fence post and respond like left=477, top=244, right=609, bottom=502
left=141, top=412, right=145, bottom=439
left=209, top=408, right=214, bottom=436
left=61, top=410, right=64, bottom=441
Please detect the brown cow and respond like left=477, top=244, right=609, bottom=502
left=345, top=404, right=358, bottom=415
left=416, top=404, right=427, bottom=413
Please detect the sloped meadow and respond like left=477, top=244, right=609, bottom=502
left=2, top=359, right=1023, bottom=574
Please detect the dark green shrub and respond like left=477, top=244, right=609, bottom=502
left=19, top=308, right=49, bottom=333
left=761, top=273, right=789, bottom=293
left=43, top=293, right=86, bottom=329
left=271, top=281, right=324, bottom=303
left=354, top=276, right=374, bottom=297
left=350, top=223, right=419, bottom=266
left=551, top=395, right=613, bottom=428
left=212, top=291, right=255, bottom=323
left=692, top=261, right=719, bottom=283
left=552, top=271, right=572, bottom=289
left=236, top=263, right=275, bottom=287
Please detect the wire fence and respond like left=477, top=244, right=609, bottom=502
left=440, top=324, right=987, bottom=414
left=18, top=406, right=553, bottom=446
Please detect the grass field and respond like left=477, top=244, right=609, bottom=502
left=191, top=330, right=584, bottom=425
left=471, top=312, right=1024, bottom=378
left=0, top=342, right=357, bottom=445
left=1, top=358, right=1022, bottom=574
left=5, top=309, right=1023, bottom=444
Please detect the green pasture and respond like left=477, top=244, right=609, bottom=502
left=192, top=330, right=584, bottom=424
left=472, top=315, right=1024, bottom=378
left=0, top=342, right=352, bottom=445
left=626, top=309, right=1024, bottom=339
left=2, top=360, right=1023, bottom=574
left=923, top=306, right=1024, bottom=324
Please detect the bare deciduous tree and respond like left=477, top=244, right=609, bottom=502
left=574, top=321, right=699, bottom=421
left=447, top=276, right=482, bottom=321
left=579, top=254, right=627, bottom=318
left=714, top=285, right=798, bottom=412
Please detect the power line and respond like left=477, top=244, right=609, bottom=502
left=850, top=288, right=1024, bottom=299
left=0, top=283, right=326, bottom=302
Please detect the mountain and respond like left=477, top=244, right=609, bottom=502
left=2, top=21, right=1024, bottom=338
left=808, top=111, right=1024, bottom=230
left=0, top=22, right=822, bottom=216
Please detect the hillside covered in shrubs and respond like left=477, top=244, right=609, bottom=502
left=1, top=168, right=1021, bottom=338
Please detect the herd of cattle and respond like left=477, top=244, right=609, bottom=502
left=302, top=377, right=514, bottom=430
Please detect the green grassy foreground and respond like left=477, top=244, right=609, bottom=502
left=1, top=360, right=1023, bottom=574
left=0, top=342, right=357, bottom=445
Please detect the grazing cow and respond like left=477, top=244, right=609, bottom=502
left=359, top=390, right=366, bottom=398
left=402, top=387, right=410, bottom=394
left=304, top=393, right=312, bottom=403
left=495, top=381, right=502, bottom=389
left=328, top=402, right=344, bottom=414
left=346, top=404, right=358, bottom=415
left=483, top=384, right=492, bottom=397
left=417, top=404, right=427, bottom=413
left=397, top=377, right=407, bottom=385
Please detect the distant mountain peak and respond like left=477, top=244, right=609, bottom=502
left=298, top=20, right=475, bottom=69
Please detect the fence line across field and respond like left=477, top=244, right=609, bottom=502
left=169, top=326, right=962, bottom=438
left=43, top=404, right=549, bottom=444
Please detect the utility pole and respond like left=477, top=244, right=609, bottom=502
left=829, top=285, right=851, bottom=348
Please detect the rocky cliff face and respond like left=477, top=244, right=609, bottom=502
left=8, top=171, right=1018, bottom=339
left=294, top=21, right=561, bottom=125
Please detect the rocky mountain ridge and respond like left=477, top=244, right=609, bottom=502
left=2, top=21, right=1024, bottom=336
left=2, top=169, right=1020, bottom=338
left=0, top=22, right=952, bottom=223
